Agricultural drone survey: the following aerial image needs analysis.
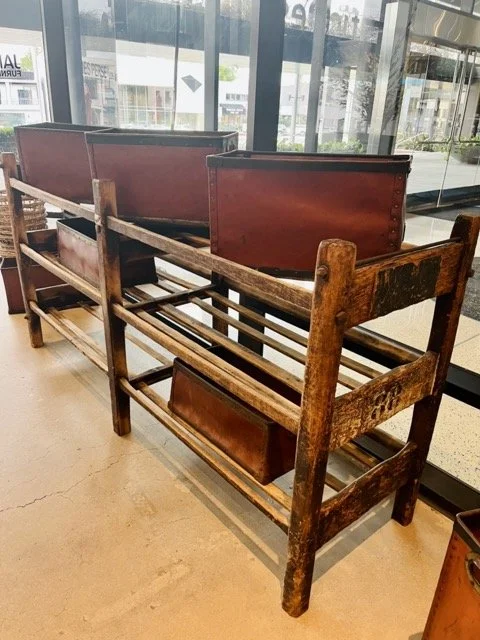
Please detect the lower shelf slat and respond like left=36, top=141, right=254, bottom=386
left=30, top=301, right=108, bottom=373
left=120, top=376, right=291, bottom=529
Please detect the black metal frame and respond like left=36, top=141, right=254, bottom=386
left=62, top=0, right=87, bottom=124
left=246, top=0, right=285, bottom=152
left=204, top=0, right=220, bottom=131
left=40, top=0, right=72, bottom=123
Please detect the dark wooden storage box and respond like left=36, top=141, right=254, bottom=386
left=57, top=218, right=157, bottom=287
left=207, top=151, right=412, bottom=274
left=86, top=129, right=238, bottom=223
left=1, top=257, right=62, bottom=314
left=169, top=347, right=298, bottom=484
left=423, top=509, right=480, bottom=639
left=15, top=123, right=109, bottom=203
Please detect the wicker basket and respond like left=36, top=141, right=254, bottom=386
left=0, top=190, right=47, bottom=258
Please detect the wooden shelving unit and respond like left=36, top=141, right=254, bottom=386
left=3, top=151, right=479, bottom=617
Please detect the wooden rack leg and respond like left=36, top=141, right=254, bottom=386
left=238, top=293, right=265, bottom=355
left=282, top=240, right=356, bottom=617
left=94, top=179, right=131, bottom=436
left=2, top=153, right=43, bottom=347
left=211, top=273, right=229, bottom=336
left=392, top=214, right=480, bottom=525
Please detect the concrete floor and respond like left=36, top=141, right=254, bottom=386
left=0, top=280, right=455, bottom=639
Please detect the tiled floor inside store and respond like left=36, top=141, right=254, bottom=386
left=0, top=211, right=478, bottom=639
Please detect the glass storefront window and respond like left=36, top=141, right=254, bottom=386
left=0, top=35, right=49, bottom=129
left=218, top=0, right=251, bottom=148
left=79, top=0, right=207, bottom=130
left=279, top=0, right=383, bottom=153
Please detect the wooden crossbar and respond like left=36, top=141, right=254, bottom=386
left=107, top=216, right=313, bottom=316
left=128, top=364, right=174, bottom=388
left=317, top=442, right=417, bottom=546
left=114, top=303, right=301, bottom=434
left=120, top=378, right=291, bottom=529
left=10, top=177, right=95, bottom=221
left=329, top=352, right=439, bottom=451
left=30, top=301, right=108, bottom=372
left=20, top=244, right=101, bottom=304
left=347, top=241, right=463, bottom=327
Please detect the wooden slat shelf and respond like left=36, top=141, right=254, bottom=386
left=3, top=156, right=479, bottom=618
left=30, top=301, right=108, bottom=372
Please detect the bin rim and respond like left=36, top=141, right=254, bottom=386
left=206, top=149, right=412, bottom=173
left=85, top=129, right=238, bottom=148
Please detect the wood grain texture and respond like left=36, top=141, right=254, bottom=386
left=120, top=378, right=291, bottom=527
left=94, top=179, right=131, bottom=436
left=329, top=352, right=438, bottom=451
left=318, top=442, right=417, bottom=546
left=393, top=215, right=480, bottom=525
left=161, top=303, right=304, bottom=393
left=30, top=301, right=107, bottom=372
left=107, top=216, right=313, bottom=315
left=114, top=303, right=301, bottom=434
left=20, top=245, right=101, bottom=303
left=282, top=240, right=356, bottom=618
left=9, top=177, right=95, bottom=221
left=348, top=241, right=463, bottom=327
left=2, top=153, right=43, bottom=347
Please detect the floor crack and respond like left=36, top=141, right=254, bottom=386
left=0, top=447, right=159, bottom=515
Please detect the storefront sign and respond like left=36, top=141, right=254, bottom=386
left=0, top=54, right=22, bottom=78
left=83, top=61, right=108, bottom=79
left=221, top=104, right=246, bottom=115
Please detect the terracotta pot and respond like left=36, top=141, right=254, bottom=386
left=15, top=122, right=110, bottom=203
left=57, top=218, right=158, bottom=287
left=169, top=347, right=298, bottom=484
left=86, top=129, right=238, bottom=223
left=207, top=150, right=412, bottom=275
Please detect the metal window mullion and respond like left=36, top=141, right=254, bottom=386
left=305, top=0, right=330, bottom=153
left=204, top=0, right=220, bottom=130
left=246, top=0, right=285, bottom=152
left=40, top=0, right=72, bottom=123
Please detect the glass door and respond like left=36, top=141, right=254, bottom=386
left=395, top=41, right=480, bottom=208
left=394, top=41, right=466, bottom=202
left=439, top=50, right=480, bottom=206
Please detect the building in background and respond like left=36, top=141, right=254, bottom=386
left=0, top=44, right=49, bottom=127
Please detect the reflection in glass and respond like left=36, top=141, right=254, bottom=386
left=79, top=0, right=207, bottom=130
left=0, top=10, right=50, bottom=131
left=218, top=0, right=251, bottom=148
left=395, top=43, right=480, bottom=199
left=279, top=0, right=383, bottom=153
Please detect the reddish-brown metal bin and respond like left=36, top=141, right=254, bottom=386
left=86, top=129, right=238, bottom=224
left=207, top=150, right=412, bottom=274
left=1, top=257, right=62, bottom=314
left=15, top=123, right=109, bottom=203
left=169, top=347, right=298, bottom=485
left=57, top=218, right=157, bottom=287
left=423, top=509, right=480, bottom=639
